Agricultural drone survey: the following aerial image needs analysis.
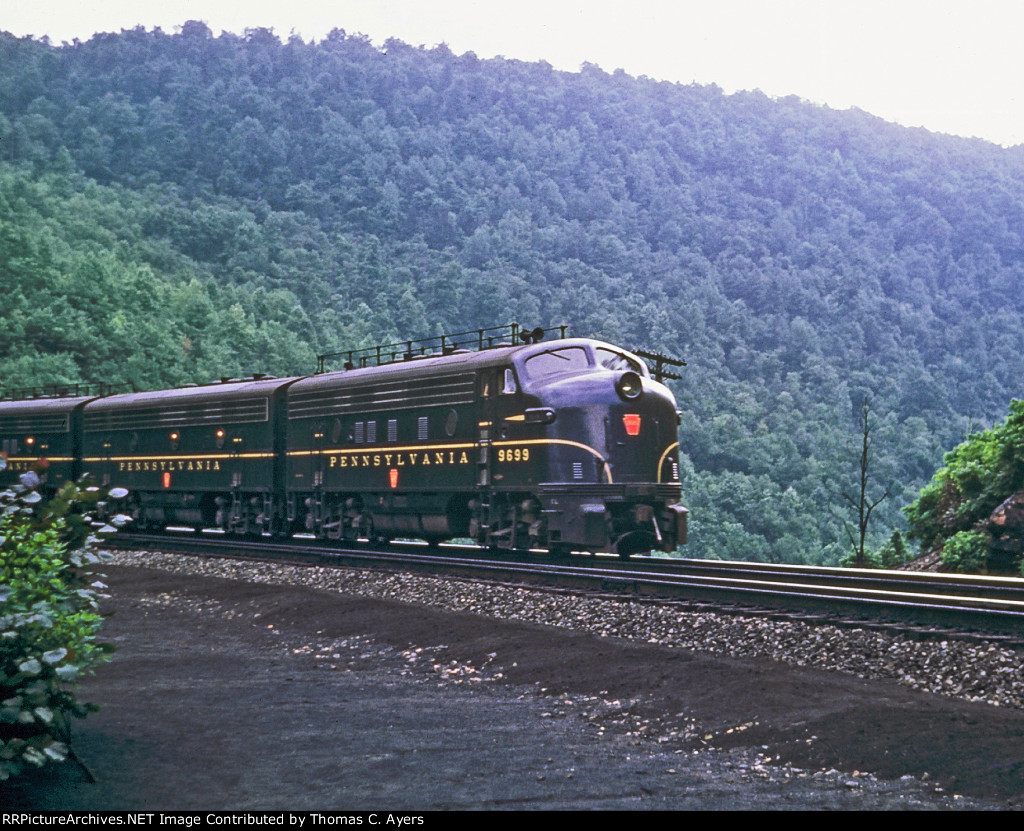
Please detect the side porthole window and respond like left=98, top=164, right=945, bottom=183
left=445, top=409, right=458, bottom=437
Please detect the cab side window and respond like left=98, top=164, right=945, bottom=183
left=596, top=347, right=645, bottom=374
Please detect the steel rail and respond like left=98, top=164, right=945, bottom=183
left=612, top=556, right=1024, bottom=603
left=107, top=531, right=1024, bottom=641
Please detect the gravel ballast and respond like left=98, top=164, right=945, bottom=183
left=105, top=550, right=1024, bottom=711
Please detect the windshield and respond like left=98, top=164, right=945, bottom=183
left=522, top=346, right=591, bottom=380
left=520, top=344, right=649, bottom=382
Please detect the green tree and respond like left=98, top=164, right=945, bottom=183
left=905, top=399, right=1024, bottom=572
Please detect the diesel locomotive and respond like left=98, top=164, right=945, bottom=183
left=0, top=325, right=687, bottom=556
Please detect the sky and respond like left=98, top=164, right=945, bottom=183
left=5, top=0, right=1024, bottom=148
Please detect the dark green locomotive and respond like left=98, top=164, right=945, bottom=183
left=0, top=327, right=687, bottom=556
left=80, top=376, right=294, bottom=533
left=0, top=393, right=93, bottom=489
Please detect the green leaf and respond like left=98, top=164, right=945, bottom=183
left=21, top=746, right=46, bottom=766
left=42, top=742, right=68, bottom=761
left=42, top=648, right=67, bottom=664
left=33, top=707, right=54, bottom=724
left=17, top=659, right=41, bottom=676
left=55, top=664, right=79, bottom=681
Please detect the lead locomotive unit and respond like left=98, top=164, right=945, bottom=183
left=0, top=325, right=687, bottom=557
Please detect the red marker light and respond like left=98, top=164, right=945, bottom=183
left=389, top=468, right=399, bottom=488
left=623, top=414, right=642, bottom=436
left=163, top=472, right=171, bottom=488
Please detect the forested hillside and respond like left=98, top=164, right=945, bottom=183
left=3, top=23, right=1024, bottom=565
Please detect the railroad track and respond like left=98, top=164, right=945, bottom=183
left=108, top=530, right=1024, bottom=644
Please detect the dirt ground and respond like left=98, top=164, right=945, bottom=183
left=4, top=565, right=1024, bottom=810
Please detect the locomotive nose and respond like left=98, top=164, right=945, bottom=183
left=604, top=372, right=679, bottom=485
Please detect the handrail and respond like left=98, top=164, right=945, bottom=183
left=315, top=323, right=569, bottom=374
left=0, top=382, right=135, bottom=401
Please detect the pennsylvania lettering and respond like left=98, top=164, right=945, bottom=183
left=118, top=459, right=223, bottom=472
left=327, top=450, right=470, bottom=469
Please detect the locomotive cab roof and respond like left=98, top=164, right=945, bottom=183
left=292, top=337, right=651, bottom=394
left=512, top=339, right=651, bottom=388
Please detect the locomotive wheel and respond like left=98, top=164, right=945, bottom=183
left=269, top=517, right=291, bottom=540
left=615, top=529, right=657, bottom=558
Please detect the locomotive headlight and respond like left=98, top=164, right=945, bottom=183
left=615, top=371, right=643, bottom=401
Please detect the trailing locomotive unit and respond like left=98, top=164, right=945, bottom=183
left=80, top=375, right=298, bottom=534
left=0, top=392, right=95, bottom=489
left=0, top=325, right=687, bottom=556
left=289, top=326, right=687, bottom=555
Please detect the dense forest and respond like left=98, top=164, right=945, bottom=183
left=3, top=23, right=1024, bottom=566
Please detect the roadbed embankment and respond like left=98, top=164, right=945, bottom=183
left=3, top=558, right=1022, bottom=809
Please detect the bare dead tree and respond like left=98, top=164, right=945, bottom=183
left=831, top=396, right=891, bottom=568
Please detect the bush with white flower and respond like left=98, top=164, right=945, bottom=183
left=0, top=459, right=128, bottom=780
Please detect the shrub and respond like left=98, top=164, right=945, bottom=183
left=0, top=460, right=126, bottom=781
left=906, top=400, right=1024, bottom=552
left=939, top=529, right=990, bottom=574
left=876, top=530, right=908, bottom=569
